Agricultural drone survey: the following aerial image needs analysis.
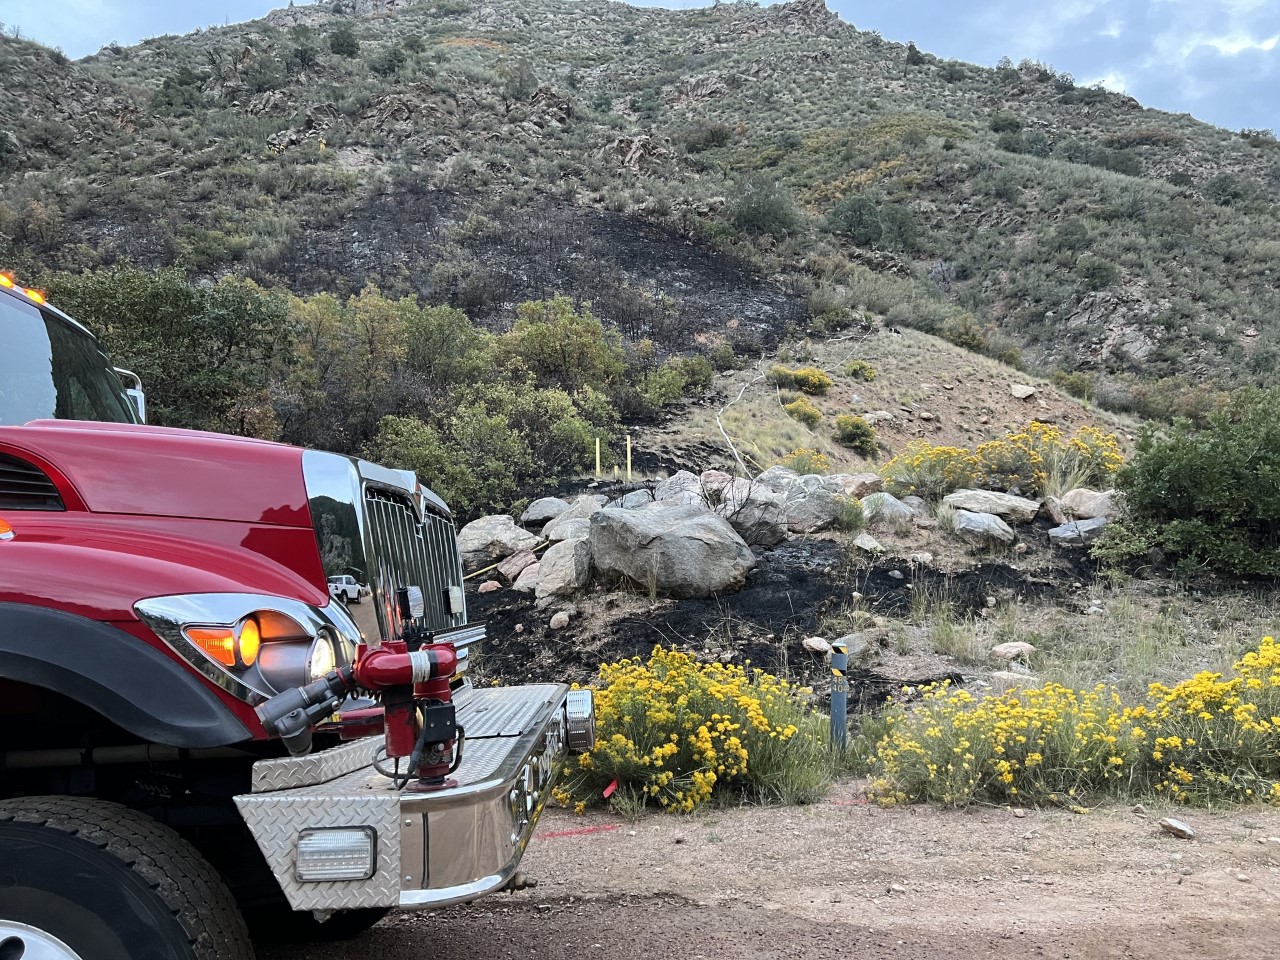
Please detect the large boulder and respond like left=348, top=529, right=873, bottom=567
left=780, top=475, right=849, bottom=534
left=755, top=465, right=800, bottom=495
left=943, top=489, right=1041, bottom=524
left=862, top=491, right=916, bottom=525
left=520, top=496, right=569, bottom=526
left=713, top=479, right=789, bottom=546
left=951, top=509, right=1015, bottom=546
left=654, top=470, right=704, bottom=505
left=543, top=495, right=606, bottom=542
left=457, top=515, right=540, bottom=568
left=589, top=505, right=756, bottom=599
left=1062, top=488, right=1120, bottom=520
left=535, top=537, right=593, bottom=600
left=1049, top=517, right=1108, bottom=547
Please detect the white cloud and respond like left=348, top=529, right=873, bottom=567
left=1084, top=70, right=1130, bottom=92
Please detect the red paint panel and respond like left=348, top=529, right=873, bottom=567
left=1, top=421, right=310, bottom=526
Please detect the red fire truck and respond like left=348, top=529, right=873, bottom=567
left=0, top=274, right=594, bottom=958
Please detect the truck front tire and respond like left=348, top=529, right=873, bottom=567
left=0, top=797, right=253, bottom=960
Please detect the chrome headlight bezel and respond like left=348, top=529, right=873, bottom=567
left=135, top=592, right=360, bottom=705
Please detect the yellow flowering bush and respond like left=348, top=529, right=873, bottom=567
left=880, top=440, right=977, bottom=500
left=769, top=365, right=834, bottom=396
left=869, top=637, right=1280, bottom=809
left=881, top=423, right=1123, bottom=499
left=558, top=647, right=829, bottom=813
left=780, top=448, right=830, bottom=474
left=783, top=396, right=823, bottom=427
left=1143, top=635, right=1280, bottom=803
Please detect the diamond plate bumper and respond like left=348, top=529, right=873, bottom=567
left=234, top=682, right=594, bottom=913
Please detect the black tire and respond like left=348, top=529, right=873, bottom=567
left=247, top=905, right=389, bottom=943
left=0, top=797, right=254, bottom=960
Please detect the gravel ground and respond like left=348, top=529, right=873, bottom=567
left=263, top=782, right=1280, bottom=960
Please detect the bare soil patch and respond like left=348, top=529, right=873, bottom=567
left=263, top=784, right=1280, bottom=960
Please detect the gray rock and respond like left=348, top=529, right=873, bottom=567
left=549, top=611, right=571, bottom=630
left=1159, top=817, right=1195, bottom=840
left=862, top=410, right=894, bottom=425
left=589, top=506, right=756, bottom=599
left=829, top=473, right=884, bottom=498
left=902, top=495, right=929, bottom=517
left=477, top=580, right=502, bottom=594
left=755, top=465, right=800, bottom=495
left=543, top=496, right=605, bottom=542
left=1048, top=517, right=1108, bottom=547
left=1041, top=496, right=1069, bottom=525
left=654, top=470, right=704, bottom=504
left=887, top=569, right=905, bottom=580
left=780, top=474, right=850, bottom=533
left=535, top=537, right=593, bottom=600
left=831, top=633, right=873, bottom=660
left=908, top=552, right=933, bottom=565
left=952, top=509, right=1015, bottom=546
left=457, top=515, right=540, bottom=568
left=497, top=550, right=538, bottom=583
left=1062, top=488, right=1120, bottom=520
left=544, top=517, right=591, bottom=542
left=714, top=479, right=789, bottom=547
left=520, top=496, right=570, bottom=526
left=511, top=561, right=541, bottom=593
left=612, top=489, right=655, bottom=509
left=943, top=489, right=1041, bottom=523
left=991, top=641, right=1036, bottom=661
left=1010, top=383, right=1037, bottom=399
left=802, top=636, right=832, bottom=655
left=862, top=492, right=916, bottom=525
left=853, top=533, right=884, bottom=553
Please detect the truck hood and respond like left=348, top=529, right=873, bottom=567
left=3, top=420, right=311, bottom=527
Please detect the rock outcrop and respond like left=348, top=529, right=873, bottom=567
left=590, top=504, right=756, bottom=599
left=457, top=515, right=540, bottom=568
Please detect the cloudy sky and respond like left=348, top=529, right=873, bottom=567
left=4, top=0, right=1276, bottom=131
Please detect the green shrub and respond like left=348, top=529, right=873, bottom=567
left=329, top=25, right=360, bottom=57
left=1118, top=388, right=1280, bottom=576
left=370, top=45, right=407, bottom=77
left=1077, top=255, right=1119, bottom=290
left=826, top=194, right=881, bottom=245
left=728, top=178, right=802, bottom=237
left=831, top=496, right=866, bottom=533
left=784, top=396, right=822, bottom=427
left=769, top=365, right=833, bottom=395
left=833, top=414, right=877, bottom=458
left=989, top=110, right=1023, bottom=133
left=995, top=130, right=1025, bottom=153
left=842, top=359, right=877, bottom=382
left=677, top=355, right=714, bottom=393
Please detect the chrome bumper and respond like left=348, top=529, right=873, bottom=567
left=234, top=683, right=594, bottom=913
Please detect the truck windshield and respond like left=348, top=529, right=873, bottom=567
left=0, top=292, right=138, bottom=426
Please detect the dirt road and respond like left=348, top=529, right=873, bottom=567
left=264, top=782, right=1280, bottom=960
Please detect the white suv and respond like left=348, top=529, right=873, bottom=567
left=327, top=574, right=367, bottom=604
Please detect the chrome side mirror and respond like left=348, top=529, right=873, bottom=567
left=114, top=367, right=147, bottom=423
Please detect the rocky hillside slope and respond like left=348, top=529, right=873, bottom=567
left=1, top=0, right=1278, bottom=417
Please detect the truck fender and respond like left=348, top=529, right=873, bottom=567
left=0, top=602, right=251, bottom=748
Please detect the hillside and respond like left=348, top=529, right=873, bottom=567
left=1, top=0, right=1278, bottom=425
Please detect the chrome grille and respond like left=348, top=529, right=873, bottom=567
left=363, top=487, right=467, bottom=642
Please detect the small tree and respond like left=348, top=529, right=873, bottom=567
left=329, top=25, right=360, bottom=57
left=1077, top=255, right=1119, bottom=290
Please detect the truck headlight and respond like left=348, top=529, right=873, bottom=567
left=135, top=593, right=359, bottom=705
